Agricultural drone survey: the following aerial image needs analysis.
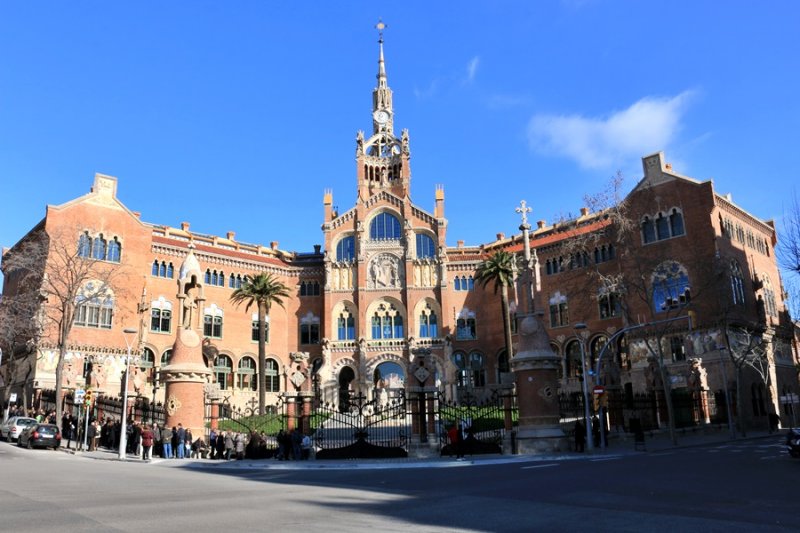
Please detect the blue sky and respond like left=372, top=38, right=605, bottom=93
left=1, top=2, right=798, bottom=264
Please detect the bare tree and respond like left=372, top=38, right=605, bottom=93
left=1, top=226, right=130, bottom=428
left=722, top=326, right=772, bottom=437
left=0, top=289, right=43, bottom=415
left=778, top=190, right=800, bottom=318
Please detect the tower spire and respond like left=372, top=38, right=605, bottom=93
left=372, top=19, right=393, bottom=134
left=376, top=19, right=387, bottom=89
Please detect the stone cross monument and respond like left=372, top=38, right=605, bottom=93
left=162, top=244, right=212, bottom=439
left=511, top=201, right=567, bottom=453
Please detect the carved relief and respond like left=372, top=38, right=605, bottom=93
left=368, top=253, right=403, bottom=289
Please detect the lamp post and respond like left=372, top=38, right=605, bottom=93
left=574, top=323, right=594, bottom=452
left=118, top=327, right=138, bottom=460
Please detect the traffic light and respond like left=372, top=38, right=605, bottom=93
left=84, top=390, right=93, bottom=406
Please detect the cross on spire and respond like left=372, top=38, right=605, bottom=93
left=375, top=18, right=387, bottom=41
left=515, top=200, right=532, bottom=228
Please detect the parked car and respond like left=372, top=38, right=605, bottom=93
left=0, top=416, right=37, bottom=442
left=786, top=428, right=800, bottom=458
left=17, top=423, right=61, bottom=450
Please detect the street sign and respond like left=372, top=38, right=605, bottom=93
left=74, top=389, right=85, bottom=402
left=9, top=393, right=17, bottom=403
left=593, top=385, right=605, bottom=395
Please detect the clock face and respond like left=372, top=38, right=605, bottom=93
left=375, top=110, right=390, bottom=124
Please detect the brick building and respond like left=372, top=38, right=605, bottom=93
left=1, top=34, right=797, bottom=433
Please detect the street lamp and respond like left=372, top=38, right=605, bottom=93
left=118, top=327, right=138, bottom=460
left=574, top=323, right=594, bottom=452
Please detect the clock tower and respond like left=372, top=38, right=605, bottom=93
left=356, top=21, right=411, bottom=200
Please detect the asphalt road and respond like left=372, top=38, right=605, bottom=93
left=1, top=436, right=797, bottom=532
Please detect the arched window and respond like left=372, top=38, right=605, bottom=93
left=203, top=306, right=224, bottom=338
left=152, top=261, right=159, bottom=276
left=78, top=232, right=92, bottom=258
left=299, top=313, right=320, bottom=344
left=655, top=213, right=670, bottom=240
left=214, top=355, right=233, bottom=390
left=140, top=348, right=155, bottom=385
left=159, top=262, right=167, bottom=277
left=336, top=236, right=356, bottom=261
left=670, top=208, right=685, bottom=237
left=549, top=292, right=569, bottom=327
left=107, top=238, right=121, bottom=262
left=416, top=233, right=435, bottom=259
left=598, top=290, right=621, bottom=319
left=205, top=270, right=211, bottom=284
left=370, top=303, right=404, bottom=339
left=652, top=261, right=691, bottom=312
left=369, top=212, right=402, bottom=240
left=454, top=276, right=462, bottom=290
left=565, top=340, right=582, bottom=378
left=150, top=299, right=172, bottom=333
left=265, top=358, right=280, bottom=392
left=455, top=351, right=486, bottom=387
left=642, top=216, right=656, bottom=244
left=730, top=260, right=746, bottom=306
left=589, top=336, right=607, bottom=373
left=237, top=356, right=257, bottom=391
left=336, top=308, right=355, bottom=340
left=497, top=349, right=510, bottom=379
left=74, top=295, right=114, bottom=329
left=251, top=314, right=270, bottom=343
left=419, top=303, right=438, bottom=338
left=166, top=263, right=174, bottom=278
left=92, top=235, right=107, bottom=260
left=161, top=349, right=172, bottom=366
left=456, top=310, right=477, bottom=340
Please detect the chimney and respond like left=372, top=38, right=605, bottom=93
left=457, top=240, right=464, bottom=248
left=496, top=232, right=505, bottom=241
left=537, top=220, right=546, bottom=229
left=226, top=231, right=235, bottom=240
left=181, top=222, right=190, bottom=232
left=270, top=241, right=279, bottom=250
left=580, top=207, right=589, bottom=217
left=313, top=244, right=321, bottom=254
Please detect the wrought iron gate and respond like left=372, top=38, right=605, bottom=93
left=435, top=389, right=517, bottom=456
left=313, top=391, right=409, bottom=459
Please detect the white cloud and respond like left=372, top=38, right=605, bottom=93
left=527, top=91, right=695, bottom=169
left=466, top=56, right=480, bottom=83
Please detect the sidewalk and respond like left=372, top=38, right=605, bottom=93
left=59, top=427, right=783, bottom=470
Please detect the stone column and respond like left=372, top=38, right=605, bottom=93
left=511, top=201, right=566, bottom=453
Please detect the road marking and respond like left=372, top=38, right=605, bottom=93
left=649, top=452, right=675, bottom=457
left=521, top=463, right=559, bottom=469
left=590, top=457, right=620, bottom=462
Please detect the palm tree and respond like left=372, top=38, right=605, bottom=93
left=475, top=250, right=516, bottom=364
left=230, top=272, right=290, bottom=415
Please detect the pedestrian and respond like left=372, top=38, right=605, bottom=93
left=176, top=424, right=186, bottom=459
left=133, top=421, right=143, bottom=458
left=235, top=432, right=245, bottom=460
left=161, top=425, right=174, bottom=458
left=141, top=424, right=154, bottom=461
left=87, top=418, right=97, bottom=451
left=92, top=419, right=101, bottom=452
left=216, top=430, right=226, bottom=460
left=291, top=428, right=302, bottom=460
left=185, top=428, right=193, bottom=458
left=301, top=433, right=312, bottom=460
left=574, top=420, right=586, bottom=453
left=62, top=413, right=76, bottom=450
left=153, top=423, right=162, bottom=457
left=276, top=429, right=287, bottom=460
left=209, top=429, right=217, bottom=460
left=224, top=431, right=234, bottom=460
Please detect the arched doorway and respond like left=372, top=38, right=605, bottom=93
left=373, top=361, right=405, bottom=402
left=338, top=367, right=355, bottom=412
